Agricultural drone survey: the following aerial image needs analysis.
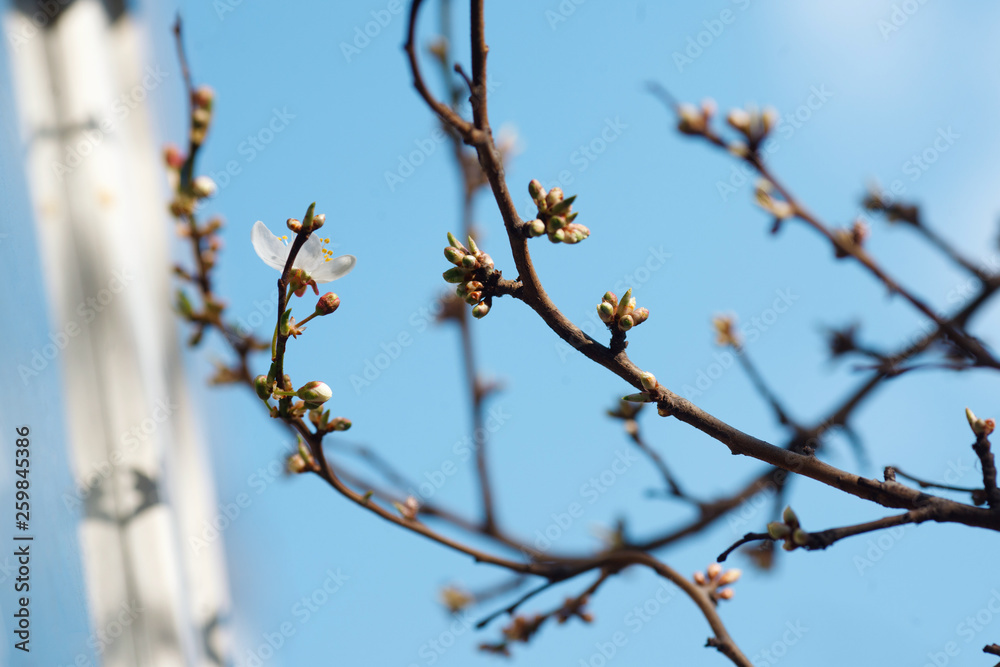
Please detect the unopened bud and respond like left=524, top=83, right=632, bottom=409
left=616, top=288, right=633, bottom=319
left=718, top=569, right=741, bottom=585
left=191, top=175, right=217, bottom=198
left=618, top=315, right=634, bottom=332
left=444, top=246, right=464, bottom=265
left=286, top=453, right=310, bottom=474
left=163, top=144, right=185, bottom=169
left=727, top=108, right=751, bottom=134
left=471, top=301, right=491, bottom=319
left=631, top=307, right=649, bottom=326
left=443, top=267, right=469, bottom=283
left=603, top=292, right=618, bottom=308
left=718, top=588, right=735, bottom=600
left=297, top=381, right=332, bottom=406
left=193, top=85, right=215, bottom=109
left=639, top=372, right=657, bottom=390
left=447, top=232, right=466, bottom=250
left=253, top=375, right=271, bottom=400
left=528, top=179, right=545, bottom=204
left=287, top=218, right=302, bottom=233
left=315, top=292, right=340, bottom=315
left=966, top=407, right=995, bottom=436
left=677, top=103, right=704, bottom=135
left=528, top=219, right=546, bottom=237
left=545, top=187, right=564, bottom=208
left=782, top=506, right=799, bottom=526
left=328, top=417, right=352, bottom=431
left=461, top=254, right=479, bottom=269
left=467, top=235, right=481, bottom=255
left=707, top=563, right=722, bottom=579
left=767, top=522, right=791, bottom=540
left=310, top=213, right=326, bottom=231
left=597, top=302, right=615, bottom=323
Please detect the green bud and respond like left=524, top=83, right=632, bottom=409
left=471, top=301, right=490, bottom=319
left=528, top=179, right=545, bottom=203
left=547, top=214, right=567, bottom=231
left=301, top=202, right=317, bottom=232
left=545, top=187, right=564, bottom=207
left=444, top=246, right=464, bottom=265
left=467, top=235, right=480, bottom=255
left=603, top=291, right=618, bottom=308
left=550, top=195, right=576, bottom=216
left=461, top=254, right=479, bottom=269
left=782, top=506, right=798, bottom=526
left=279, top=308, right=293, bottom=336
left=529, top=219, right=546, bottom=237
left=329, top=417, right=352, bottom=431
left=766, top=522, right=790, bottom=540
left=616, top=289, right=633, bottom=319
left=618, top=314, right=634, bottom=331
left=792, top=529, right=809, bottom=546
left=176, top=290, right=194, bottom=317
left=622, top=393, right=655, bottom=403
left=447, top=232, right=466, bottom=251
left=253, top=375, right=271, bottom=400
left=443, top=267, right=469, bottom=283
left=551, top=228, right=566, bottom=243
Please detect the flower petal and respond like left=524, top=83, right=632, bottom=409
left=251, top=221, right=291, bottom=271
left=295, top=233, right=326, bottom=272
left=311, top=254, right=356, bottom=283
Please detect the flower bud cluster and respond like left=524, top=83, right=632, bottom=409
left=525, top=180, right=590, bottom=244
left=693, top=562, right=741, bottom=603
left=597, top=288, right=649, bottom=332
left=309, top=406, right=352, bottom=434
left=442, top=233, right=494, bottom=319
left=966, top=407, right=996, bottom=437
left=767, top=506, right=810, bottom=551
left=395, top=495, right=420, bottom=521
left=676, top=98, right=717, bottom=136
left=726, top=104, right=777, bottom=150
left=287, top=441, right=318, bottom=474
left=754, top=179, right=794, bottom=221
left=190, top=85, right=214, bottom=146
left=833, top=220, right=869, bottom=259
left=712, top=315, right=742, bottom=349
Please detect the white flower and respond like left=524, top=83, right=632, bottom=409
left=251, top=220, right=356, bottom=282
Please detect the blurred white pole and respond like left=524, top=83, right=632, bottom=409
left=4, top=1, right=230, bottom=664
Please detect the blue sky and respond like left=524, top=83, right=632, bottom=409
left=6, top=0, right=1000, bottom=665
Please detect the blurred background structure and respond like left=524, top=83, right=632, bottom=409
left=3, top=1, right=228, bottom=664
